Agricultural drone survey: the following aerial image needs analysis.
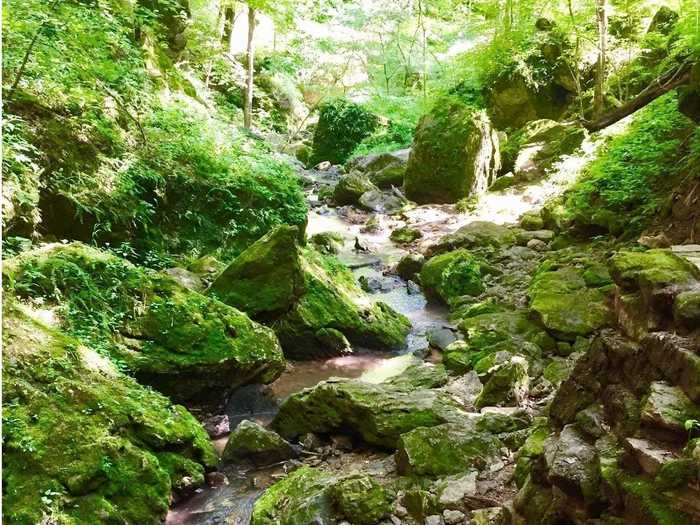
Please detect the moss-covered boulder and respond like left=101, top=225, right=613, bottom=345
left=420, top=249, right=486, bottom=303
left=222, top=420, right=296, bottom=466
left=447, top=311, right=555, bottom=375
left=272, top=377, right=465, bottom=448
left=641, top=381, right=700, bottom=435
left=609, top=249, right=700, bottom=338
left=210, top=226, right=411, bottom=358
left=528, top=264, right=613, bottom=339
left=395, top=423, right=501, bottom=477
left=309, top=231, right=344, bottom=255
left=474, top=355, right=530, bottom=408
left=331, top=475, right=393, bottom=525
left=251, top=467, right=392, bottom=525
left=404, top=99, right=500, bottom=204
left=426, top=221, right=516, bottom=257
left=390, top=226, right=422, bottom=244
left=396, top=253, right=425, bottom=281
left=333, top=172, right=377, bottom=206
left=513, top=120, right=586, bottom=181
left=3, top=243, right=285, bottom=400
left=2, top=303, right=216, bottom=525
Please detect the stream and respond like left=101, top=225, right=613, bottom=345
left=165, top=153, right=586, bottom=524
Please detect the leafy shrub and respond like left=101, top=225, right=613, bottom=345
left=310, top=98, right=379, bottom=165
left=564, top=93, right=695, bottom=236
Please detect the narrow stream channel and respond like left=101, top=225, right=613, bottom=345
left=165, top=170, right=454, bottom=525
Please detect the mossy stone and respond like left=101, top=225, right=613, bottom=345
left=211, top=226, right=411, bottom=358
left=332, top=475, right=392, bottom=525
left=396, top=423, right=501, bottom=477
left=405, top=99, right=500, bottom=204
left=333, top=173, right=377, bottom=206
left=390, top=226, right=423, bottom=244
left=4, top=243, right=286, bottom=400
left=222, top=420, right=295, bottom=466
left=420, top=249, right=485, bottom=304
left=2, top=303, right=216, bottom=525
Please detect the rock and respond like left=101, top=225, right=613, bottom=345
left=644, top=332, right=700, bottom=403
left=544, top=424, right=601, bottom=508
left=443, top=509, right=466, bottom=524
left=420, top=249, right=486, bottom=303
left=222, top=420, right=296, bottom=466
left=203, top=414, right=230, bottom=438
left=404, top=99, right=500, bottom=204
left=272, top=377, right=465, bottom=448
left=210, top=226, right=411, bottom=358
left=513, top=424, right=550, bottom=487
left=396, top=253, right=425, bottom=281
left=426, top=221, right=516, bottom=257
left=526, top=238, right=548, bottom=252
left=426, top=326, right=459, bottom=350
left=164, top=267, right=204, bottom=291
left=512, top=120, right=586, bottom=181
left=251, top=466, right=333, bottom=525
left=425, top=515, right=445, bottom=525
left=4, top=243, right=285, bottom=400
left=391, top=226, right=423, bottom=244
left=641, top=381, right=700, bottom=435
left=310, top=231, right=345, bottom=255
left=395, top=422, right=501, bottom=477
left=471, top=507, right=509, bottom=525
left=517, top=229, right=555, bottom=244
left=624, top=437, right=677, bottom=476
left=609, top=249, right=700, bottom=293
left=347, top=148, right=410, bottom=173
left=300, top=433, right=326, bottom=451
left=333, top=475, right=393, bottom=525
left=251, top=467, right=392, bottom=525
left=529, top=265, right=612, bottom=339
left=359, top=188, right=408, bottom=214
left=2, top=303, right=217, bottom=525
left=674, top=289, right=700, bottom=329
left=333, top=172, right=377, bottom=205
left=474, top=355, right=529, bottom=408
left=520, top=212, right=544, bottom=231
left=575, top=404, right=607, bottom=439
left=448, top=311, right=555, bottom=375
left=188, top=254, right=220, bottom=275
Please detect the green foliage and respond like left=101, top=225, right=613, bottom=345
left=565, top=93, right=695, bottom=236
left=310, top=98, right=379, bottom=165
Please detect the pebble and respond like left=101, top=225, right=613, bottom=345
left=443, top=509, right=466, bottom=524
left=425, top=515, right=445, bottom=525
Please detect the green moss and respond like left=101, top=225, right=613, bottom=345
left=390, top=227, right=423, bottom=244
left=211, top=226, right=410, bottom=358
left=4, top=243, right=285, bottom=400
left=332, top=475, right=392, bottom=525
left=420, top=249, right=485, bottom=304
left=513, top=425, right=550, bottom=487
left=655, top=459, right=698, bottom=490
left=2, top=303, right=215, bottom=525
left=404, top=97, right=499, bottom=204
left=396, top=423, right=501, bottom=476
left=528, top=264, right=612, bottom=338
left=609, top=249, right=700, bottom=291
left=620, top=474, right=695, bottom=525
left=272, top=377, right=464, bottom=448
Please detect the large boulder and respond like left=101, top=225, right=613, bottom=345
left=528, top=264, right=613, bottom=340
left=348, top=148, right=410, bottom=188
left=474, top=355, right=530, bottom=408
left=333, top=172, right=377, bottom=206
left=609, top=249, right=700, bottom=339
left=2, top=303, right=216, bottom=525
left=512, top=120, right=586, bottom=181
left=426, top=221, right=516, bottom=257
left=3, top=243, right=285, bottom=400
left=420, top=249, right=486, bottom=304
left=395, top=423, right=501, bottom=477
left=272, top=377, right=465, bottom=448
left=404, top=99, right=500, bottom=204
left=210, top=225, right=411, bottom=358
left=251, top=467, right=392, bottom=525
left=446, top=311, right=556, bottom=376
left=222, top=420, right=296, bottom=466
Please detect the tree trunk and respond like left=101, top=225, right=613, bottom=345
left=593, top=0, right=608, bottom=118
left=584, top=63, right=692, bottom=131
left=243, top=5, right=256, bottom=129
